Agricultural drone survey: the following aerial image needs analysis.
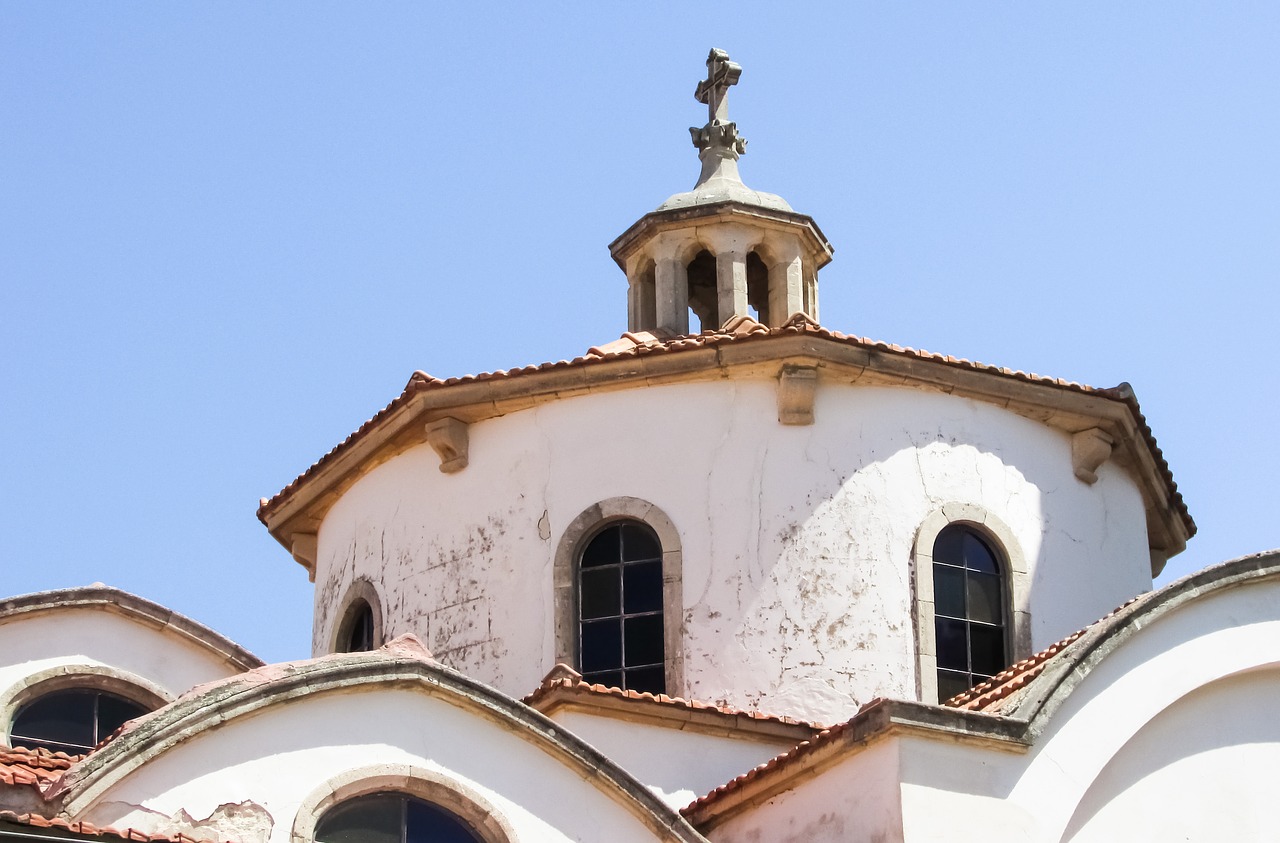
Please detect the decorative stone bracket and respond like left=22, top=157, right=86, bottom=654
left=777, top=365, right=817, bottom=425
left=1072, top=428, right=1114, bottom=484
left=426, top=417, right=470, bottom=473
left=291, top=533, right=318, bottom=580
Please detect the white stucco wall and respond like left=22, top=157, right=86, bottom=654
left=708, top=739, right=904, bottom=843
left=1061, top=666, right=1280, bottom=842
left=0, top=608, right=248, bottom=721
left=547, top=710, right=799, bottom=808
left=314, top=378, right=1152, bottom=724
left=80, top=686, right=687, bottom=843
left=894, top=573, right=1280, bottom=842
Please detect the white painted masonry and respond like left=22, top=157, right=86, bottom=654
left=313, top=378, right=1152, bottom=724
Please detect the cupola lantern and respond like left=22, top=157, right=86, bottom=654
left=609, top=49, right=834, bottom=335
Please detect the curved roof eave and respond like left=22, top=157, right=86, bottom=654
left=257, top=315, right=1193, bottom=573
left=46, top=639, right=709, bottom=843
left=0, top=586, right=263, bottom=674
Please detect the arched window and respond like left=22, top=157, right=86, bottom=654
left=337, top=598, right=376, bottom=653
left=932, top=524, right=1008, bottom=701
left=315, top=792, right=481, bottom=843
left=578, top=520, right=665, bottom=694
left=10, top=689, right=151, bottom=754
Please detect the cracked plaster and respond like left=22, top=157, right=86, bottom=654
left=310, top=379, right=1152, bottom=724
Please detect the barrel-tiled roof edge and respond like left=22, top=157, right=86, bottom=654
left=257, top=314, right=1192, bottom=538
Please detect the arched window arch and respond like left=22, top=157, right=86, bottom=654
left=554, top=498, right=683, bottom=695
left=931, top=525, right=1007, bottom=701
left=913, top=504, right=1031, bottom=703
left=292, top=765, right=515, bottom=843
left=10, top=688, right=152, bottom=754
left=331, top=579, right=384, bottom=654
left=315, top=792, right=481, bottom=843
left=577, top=520, right=665, bottom=693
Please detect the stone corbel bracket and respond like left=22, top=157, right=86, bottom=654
left=290, top=533, right=318, bottom=582
left=1072, top=427, right=1114, bottom=484
left=425, top=417, right=470, bottom=473
left=778, top=364, right=818, bottom=425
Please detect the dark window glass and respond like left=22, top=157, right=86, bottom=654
left=577, top=520, right=666, bottom=694
left=932, top=525, right=1008, bottom=696
left=10, top=689, right=150, bottom=754
left=933, top=565, right=965, bottom=618
left=340, top=600, right=375, bottom=653
left=622, top=561, right=663, bottom=613
left=580, top=568, right=621, bottom=619
left=315, top=792, right=481, bottom=843
left=580, top=619, right=623, bottom=672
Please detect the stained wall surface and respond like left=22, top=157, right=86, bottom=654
left=313, top=378, right=1152, bottom=723
left=78, top=686, right=686, bottom=843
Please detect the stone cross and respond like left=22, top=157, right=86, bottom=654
left=690, top=49, right=747, bottom=156
left=695, top=48, right=742, bottom=125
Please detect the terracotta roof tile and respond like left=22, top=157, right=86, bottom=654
left=523, top=665, right=825, bottom=734
left=258, top=314, right=1193, bottom=539
left=0, top=745, right=79, bottom=790
left=0, top=810, right=230, bottom=843
left=942, top=596, right=1142, bottom=713
left=680, top=702, right=871, bottom=820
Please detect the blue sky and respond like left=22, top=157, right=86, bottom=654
left=3, top=4, right=1277, bottom=663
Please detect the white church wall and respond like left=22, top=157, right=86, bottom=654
left=547, top=709, right=799, bottom=808
left=79, top=686, right=688, bottom=843
left=893, top=573, right=1280, bottom=842
left=707, top=738, right=903, bottom=843
left=1060, top=666, right=1280, bottom=842
left=314, top=378, right=1152, bottom=724
left=0, top=609, right=247, bottom=714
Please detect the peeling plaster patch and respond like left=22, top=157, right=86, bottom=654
left=537, top=510, right=551, bottom=541
left=95, top=801, right=274, bottom=843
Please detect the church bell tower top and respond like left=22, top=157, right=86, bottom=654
left=609, top=49, right=833, bottom=336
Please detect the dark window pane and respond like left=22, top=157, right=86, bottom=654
left=316, top=794, right=401, bottom=843
left=580, top=568, right=621, bottom=619
left=935, top=618, right=969, bottom=671
left=937, top=669, right=973, bottom=702
left=625, top=665, right=665, bottom=695
left=621, top=524, right=661, bottom=561
left=933, top=527, right=966, bottom=567
left=969, top=624, right=1006, bottom=676
left=343, top=603, right=373, bottom=654
left=11, top=690, right=96, bottom=752
left=963, top=531, right=999, bottom=574
left=933, top=565, right=965, bottom=619
left=580, top=620, right=622, bottom=672
left=405, top=798, right=480, bottom=843
left=96, top=694, right=148, bottom=742
left=966, top=572, right=1002, bottom=625
left=581, top=527, right=620, bottom=568
left=582, top=670, right=623, bottom=690
left=623, top=561, right=663, bottom=613
left=624, top=615, right=665, bottom=667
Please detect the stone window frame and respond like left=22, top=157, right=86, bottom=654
left=1, top=665, right=172, bottom=749
left=554, top=497, right=684, bottom=695
left=290, top=764, right=515, bottom=843
left=912, top=503, right=1031, bottom=704
left=330, top=578, right=385, bottom=654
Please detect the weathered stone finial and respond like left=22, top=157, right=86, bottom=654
left=689, top=49, right=748, bottom=187
left=691, top=49, right=746, bottom=151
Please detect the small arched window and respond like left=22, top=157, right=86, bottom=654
left=337, top=599, right=375, bottom=653
left=315, top=792, right=481, bottom=843
left=932, top=524, right=1008, bottom=701
left=10, top=689, right=151, bottom=754
left=578, top=521, right=665, bottom=694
